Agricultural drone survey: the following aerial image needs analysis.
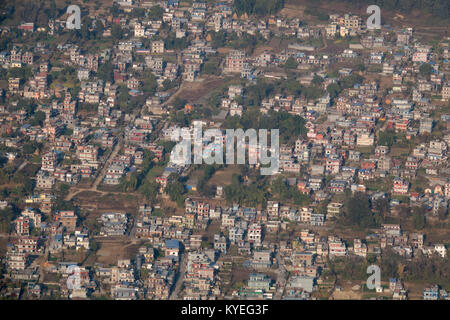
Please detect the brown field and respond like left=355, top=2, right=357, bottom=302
left=0, top=237, right=8, bottom=257
left=207, top=165, right=241, bottom=186
left=390, top=147, right=410, bottom=157
left=286, top=0, right=449, bottom=36
left=95, top=239, right=142, bottom=266
left=73, top=191, right=140, bottom=213
left=279, top=3, right=307, bottom=19
left=201, top=220, right=221, bottom=243
left=159, top=198, right=186, bottom=215
left=167, top=75, right=240, bottom=106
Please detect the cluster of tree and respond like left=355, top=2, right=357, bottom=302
left=378, top=130, right=395, bottom=147
left=380, top=248, right=450, bottom=285
left=7, top=98, right=37, bottom=116
left=338, top=0, right=449, bottom=19
left=270, top=177, right=310, bottom=206
left=419, top=63, right=433, bottom=80
left=325, top=73, right=364, bottom=100
left=22, top=140, right=43, bottom=155
left=283, top=57, right=298, bottom=69
left=201, top=56, right=221, bottom=75
left=303, top=7, right=329, bottom=21
left=8, top=66, right=32, bottom=82
left=97, top=60, right=114, bottom=83
left=197, top=165, right=221, bottom=197
left=228, top=32, right=265, bottom=53
left=340, top=192, right=383, bottom=229
left=326, top=256, right=369, bottom=281
left=164, top=32, right=189, bottom=50
left=234, top=0, right=284, bottom=16
left=0, top=206, right=18, bottom=233
left=223, top=109, right=307, bottom=144
left=224, top=174, right=268, bottom=207
left=148, top=5, right=164, bottom=20
left=169, top=105, right=217, bottom=127
left=161, top=78, right=179, bottom=91
left=130, top=8, right=146, bottom=19
left=141, top=71, right=158, bottom=95
left=29, top=111, right=46, bottom=127
left=121, top=150, right=155, bottom=193
left=164, top=174, right=187, bottom=207
left=116, top=85, right=146, bottom=114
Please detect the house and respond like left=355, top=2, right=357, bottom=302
left=165, top=239, right=180, bottom=257
left=423, top=285, right=439, bottom=300
left=54, top=211, right=77, bottom=232
left=287, top=275, right=314, bottom=293
left=252, top=250, right=272, bottom=269
left=393, top=178, right=409, bottom=195
left=247, top=273, right=272, bottom=292
left=327, top=202, right=343, bottom=218
left=36, top=170, right=55, bottom=189
left=151, top=41, right=164, bottom=54
left=328, top=237, right=347, bottom=257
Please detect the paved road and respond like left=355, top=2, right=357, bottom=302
left=65, top=136, right=123, bottom=201
left=169, top=252, right=187, bottom=300
left=17, top=160, right=28, bottom=171
left=274, top=250, right=288, bottom=300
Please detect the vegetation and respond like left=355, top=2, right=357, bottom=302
left=223, top=109, right=307, bottom=144
left=234, top=0, right=284, bottom=16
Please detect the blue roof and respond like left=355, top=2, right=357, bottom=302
left=165, top=239, right=180, bottom=249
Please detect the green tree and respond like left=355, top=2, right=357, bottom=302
left=283, top=57, right=298, bottom=69
left=165, top=177, right=186, bottom=207
left=419, top=63, right=433, bottom=79
left=30, top=110, right=46, bottom=127
left=326, top=83, right=341, bottom=99
left=111, top=24, right=123, bottom=40
left=95, top=20, right=104, bottom=39
left=378, top=130, right=395, bottom=147
left=412, top=206, right=426, bottom=230
left=343, top=192, right=375, bottom=228
left=148, top=5, right=164, bottom=20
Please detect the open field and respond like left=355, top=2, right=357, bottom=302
left=95, top=239, right=143, bottom=266
left=207, top=165, right=241, bottom=186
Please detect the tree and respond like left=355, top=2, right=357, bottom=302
left=139, top=180, right=159, bottom=203
left=80, top=17, right=91, bottom=40
left=378, top=130, right=395, bottom=147
left=142, top=72, right=158, bottom=95
left=419, top=63, right=432, bottom=79
left=412, top=206, right=426, bottom=230
left=283, top=57, right=298, bottom=69
left=234, top=0, right=284, bottom=16
left=111, top=24, right=123, bottom=40
left=210, top=31, right=227, bottom=48
left=30, top=111, right=46, bottom=127
left=326, top=83, right=341, bottom=99
left=148, top=5, right=164, bottom=20
left=165, top=177, right=186, bottom=207
left=312, top=75, right=324, bottom=86
left=343, top=192, right=375, bottom=228
left=95, top=20, right=104, bottom=39
left=97, top=61, right=114, bottom=82
left=90, top=239, right=100, bottom=252
left=0, top=207, right=16, bottom=233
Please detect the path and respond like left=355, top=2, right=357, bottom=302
left=65, top=135, right=123, bottom=201
left=169, top=252, right=187, bottom=300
